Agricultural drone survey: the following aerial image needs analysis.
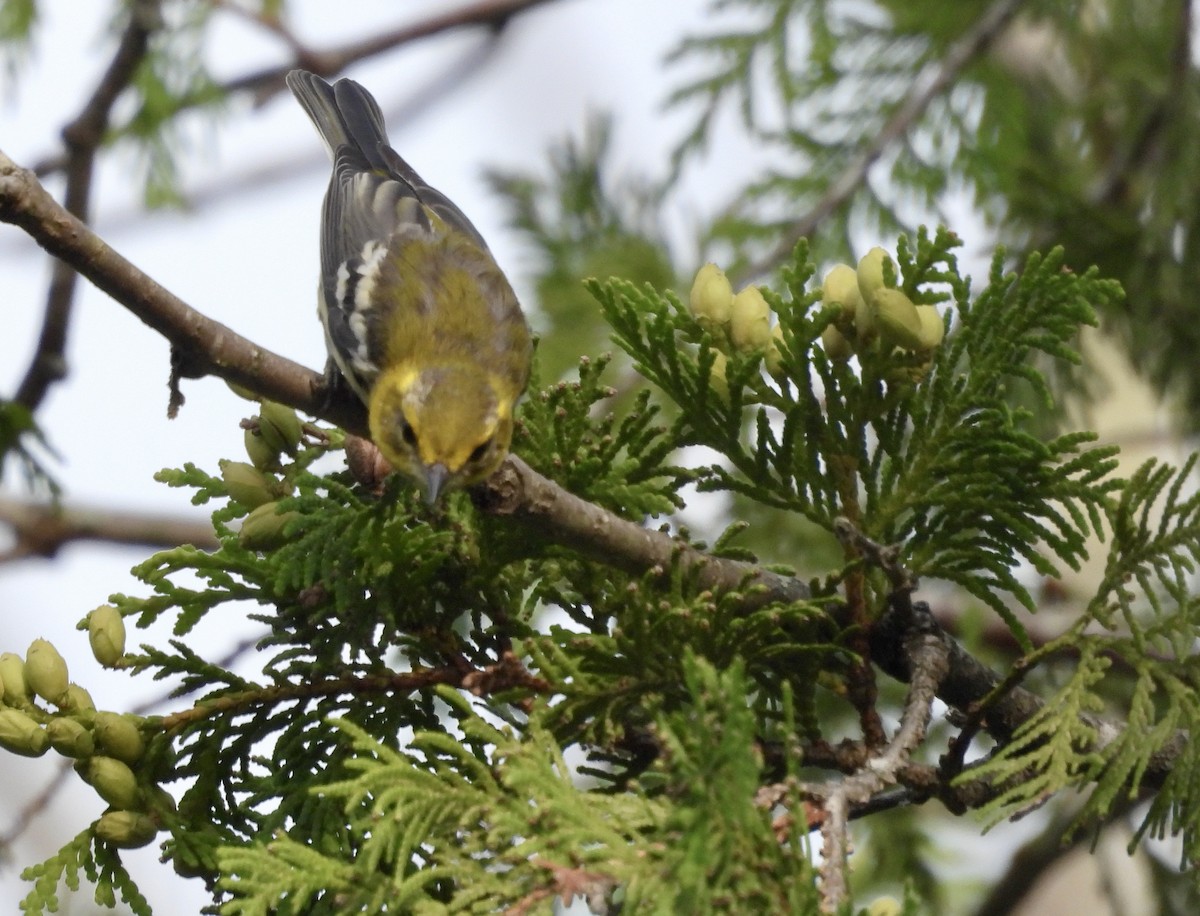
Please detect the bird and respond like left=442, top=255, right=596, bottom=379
left=286, top=69, right=532, bottom=503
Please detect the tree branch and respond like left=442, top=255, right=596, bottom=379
left=811, top=610, right=949, bottom=912
left=219, top=0, right=561, bottom=101
left=0, top=497, right=218, bottom=561
left=0, top=149, right=358, bottom=432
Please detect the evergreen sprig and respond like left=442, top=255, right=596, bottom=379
left=594, top=229, right=1123, bottom=629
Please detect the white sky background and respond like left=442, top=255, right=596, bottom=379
left=0, top=1, right=1037, bottom=913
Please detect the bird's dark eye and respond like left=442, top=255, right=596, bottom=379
left=396, top=415, right=418, bottom=449
left=468, top=438, right=492, bottom=465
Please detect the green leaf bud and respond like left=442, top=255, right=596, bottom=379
left=874, top=288, right=924, bottom=349
left=219, top=460, right=285, bottom=510
left=0, top=709, right=49, bottom=757
left=94, top=711, right=145, bottom=765
left=0, top=652, right=28, bottom=703
left=244, top=427, right=280, bottom=470
left=27, top=641, right=65, bottom=693
left=821, top=323, right=855, bottom=361
left=257, top=400, right=303, bottom=455
left=26, top=639, right=69, bottom=704
left=866, top=897, right=902, bottom=916
left=238, top=502, right=300, bottom=551
left=729, top=285, right=772, bottom=353
left=145, top=785, right=178, bottom=815
left=689, top=263, right=734, bottom=334
left=95, top=810, right=159, bottom=849
left=915, top=305, right=945, bottom=350
left=856, top=247, right=892, bottom=303
left=88, top=756, right=141, bottom=809
left=47, top=717, right=95, bottom=758
left=88, top=605, right=127, bottom=668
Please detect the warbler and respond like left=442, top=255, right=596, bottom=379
left=286, top=69, right=532, bottom=502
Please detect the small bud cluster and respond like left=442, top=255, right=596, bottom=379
left=226, top=393, right=307, bottom=550
left=689, top=264, right=774, bottom=356
left=688, top=264, right=788, bottom=399
left=819, top=248, right=945, bottom=362
left=0, top=618, right=170, bottom=849
left=687, top=251, right=945, bottom=400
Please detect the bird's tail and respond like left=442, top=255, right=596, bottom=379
left=286, top=69, right=392, bottom=174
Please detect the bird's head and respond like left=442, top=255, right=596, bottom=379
left=368, top=364, right=514, bottom=503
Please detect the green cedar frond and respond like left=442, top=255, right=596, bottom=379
left=515, top=353, right=689, bottom=517
left=20, top=830, right=151, bottom=916
left=594, top=229, right=1122, bottom=621
left=961, top=643, right=1110, bottom=828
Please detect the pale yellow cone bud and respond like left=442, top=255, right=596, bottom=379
left=874, top=288, right=924, bottom=350
left=94, top=712, right=145, bottom=765
left=88, top=606, right=127, bottom=668
left=225, top=380, right=260, bottom=401
left=915, top=305, right=945, bottom=350
left=856, top=247, right=894, bottom=339
left=0, top=652, right=28, bottom=703
left=95, top=810, right=159, bottom=849
left=257, top=400, right=303, bottom=455
left=244, top=427, right=280, bottom=470
left=689, top=263, right=734, bottom=334
left=729, top=285, right=772, bottom=353
left=856, top=247, right=892, bottom=303
left=821, top=323, right=855, bottom=361
left=220, top=460, right=285, bottom=510
left=866, top=897, right=902, bottom=916
left=88, top=756, right=141, bottom=809
left=25, top=639, right=68, bottom=705
left=822, top=264, right=863, bottom=328
left=238, top=502, right=300, bottom=551
left=0, top=709, right=49, bottom=757
left=47, top=717, right=95, bottom=758
left=64, top=683, right=96, bottom=714
left=765, top=323, right=787, bottom=380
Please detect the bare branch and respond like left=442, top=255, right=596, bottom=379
left=0, top=149, right=359, bottom=433
left=814, top=611, right=949, bottom=911
left=219, top=0, right=561, bottom=102
left=477, top=454, right=811, bottom=607
left=0, top=497, right=217, bottom=561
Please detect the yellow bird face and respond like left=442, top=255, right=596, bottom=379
left=368, top=364, right=515, bottom=503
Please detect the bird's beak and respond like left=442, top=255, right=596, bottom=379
left=422, top=463, right=450, bottom=505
